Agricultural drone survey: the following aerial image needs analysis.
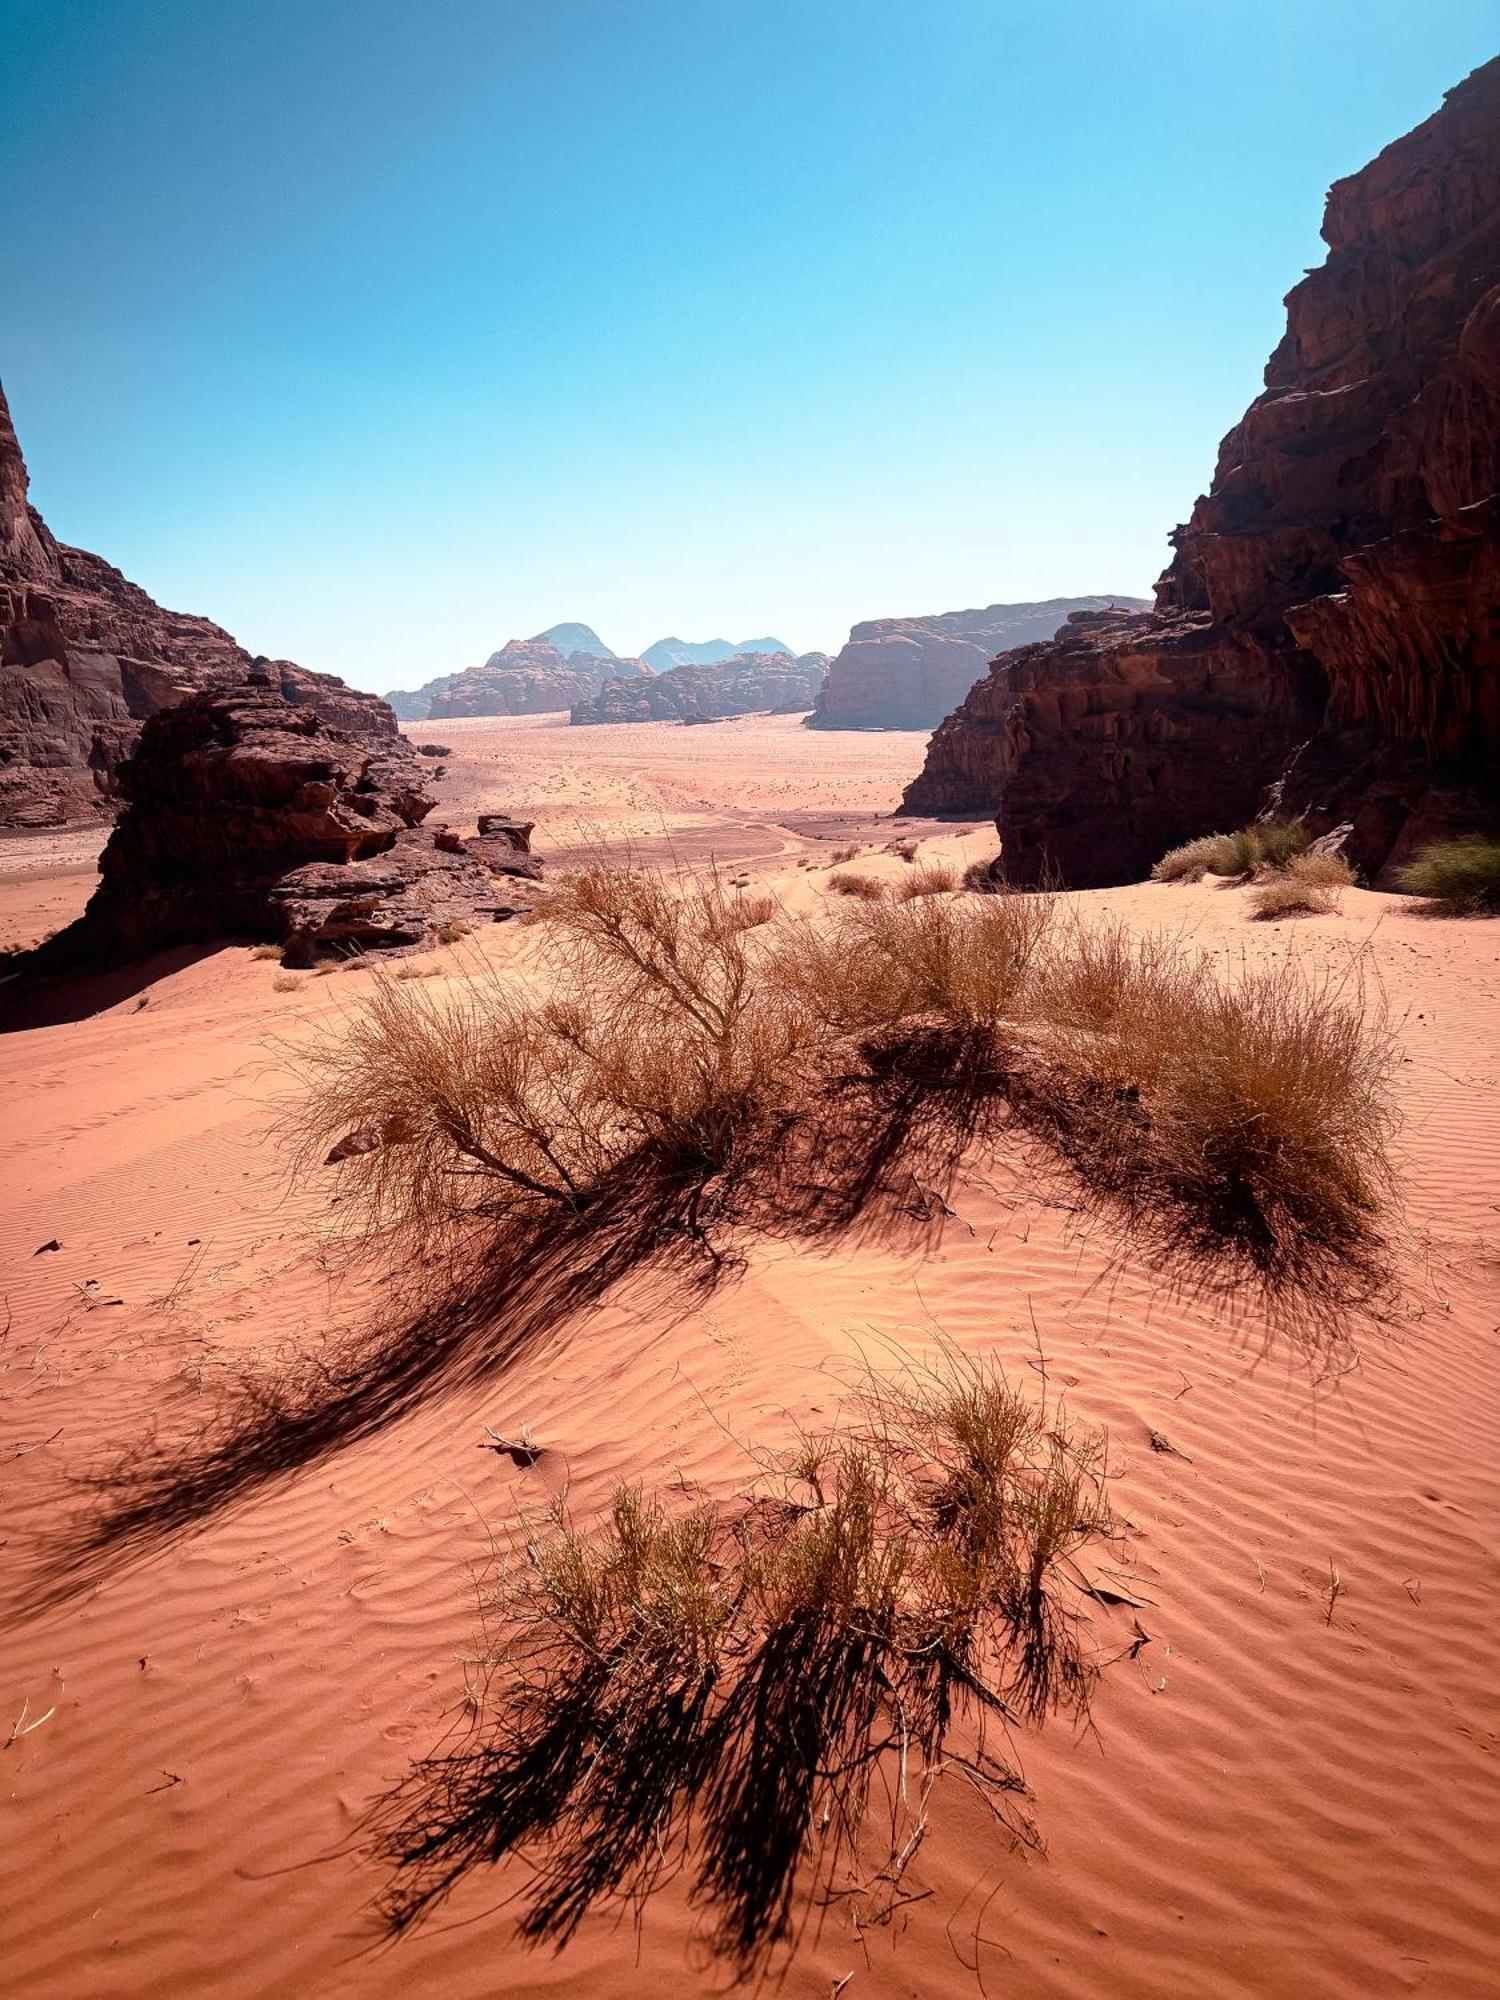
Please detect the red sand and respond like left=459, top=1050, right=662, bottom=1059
left=2, top=713, right=1497, bottom=1997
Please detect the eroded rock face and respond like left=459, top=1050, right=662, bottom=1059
left=903, top=59, right=1500, bottom=885
left=570, top=652, right=829, bottom=724
left=28, top=683, right=539, bottom=970
left=808, top=599, right=1146, bottom=733
left=0, top=383, right=400, bottom=829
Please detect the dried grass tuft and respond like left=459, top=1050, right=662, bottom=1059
left=373, top=1352, right=1111, bottom=1967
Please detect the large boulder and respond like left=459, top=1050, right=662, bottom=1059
left=24, top=680, right=540, bottom=970
left=902, top=59, right=1500, bottom=886
left=0, top=382, right=402, bottom=828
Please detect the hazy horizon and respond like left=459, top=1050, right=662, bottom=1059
left=3, top=0, right=1496, bottom=694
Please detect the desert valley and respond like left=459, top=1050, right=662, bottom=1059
left=2, top=24, right=1498, bottom=2000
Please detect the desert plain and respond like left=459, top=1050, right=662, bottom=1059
left=1, top=710, right=1498, bottom=1998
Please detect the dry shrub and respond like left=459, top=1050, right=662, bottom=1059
left=296, top=869, right=1392, bottom=1300
left=1045, top=948, right=1394, bottom=1291
left=828, top=844, right=861, bottom=864
left=1288, top=850, right=1354, bottom=889
left=374, top=1352, right=1110, bottom=1967
left=272, top=971, right=303, bottom=992
left=1153, top=819, right=1310, bottom=883
left=884, top=838, right=919, bottom=862
left=437, top=921, right=472, bottom=945
left=827, top=870, right=888, bottom=901
left=962, top=856, right=1002, bottom=893
left=1397, top=836, right=1500, bottom=914
left=893, top=863, right=958, bottom=901
left=251, top=942, right=285, bottom=962
left=393, top=959, right=444, bottom=980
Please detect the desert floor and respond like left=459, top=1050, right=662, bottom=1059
left=2, top=711, right=1498, bottom=1998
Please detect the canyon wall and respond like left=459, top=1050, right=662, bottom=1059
left=0, top=384, right=399, bottom=829
left=903, top=58, right=1500, bottom=885
left=808, top=597, right=1146, bottom=733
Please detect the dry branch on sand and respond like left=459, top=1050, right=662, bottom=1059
left=372, top=1352, right=1111, bottom=1969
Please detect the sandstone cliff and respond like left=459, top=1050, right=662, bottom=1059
left=903, top=59, right=1500, bottom=886
left=808, top=597, right=1146, bottom=733
left=570, top=651, right=829, bottom=724
left=0, top=383, right=399, bottom=829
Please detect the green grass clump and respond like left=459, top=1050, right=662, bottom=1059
left=1396, top=837, right=1500, bottom=914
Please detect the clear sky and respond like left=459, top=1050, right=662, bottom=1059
left=2, top=2, right=1495, bottom=692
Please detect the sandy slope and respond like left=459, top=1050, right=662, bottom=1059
left=2, top=715, right=1497, bottom=1998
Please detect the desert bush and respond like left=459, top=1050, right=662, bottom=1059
left=1396, top=836, right=1500, bottom=914
left=273, top=971, right=303, bottom=992
left=436, top=921, right=472, bottom=945
left=1152, top=819, right=1310, bottom=883
left=251, top=942, right=285, bottom=962
left=962, top=856, right=1001, bottom=892
left=828, top=844, right=861, bottom=864
left=893, top=863, right=958, bottom=901
left=374, top=1353, right=1110, bottom=1966
left=1050, top=949, right=1394, bottom=1289
left=296, top=862, right=1392, bottom=1298
left=827, top=870, right=888, bottom=901
left=1287, top=850, right=1353, bottom=889
left=393, top=959, right=444, bottom=980
left=884, top=837, right=919, bottom=862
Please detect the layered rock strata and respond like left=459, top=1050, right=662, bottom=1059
left=570, top=651, right=829, bottom=724
left=0, top=383, right=399, bottom=828
left=903, top=59, right=1500, bottom=885
left=26, top=682, right=539, bottom=971
left=808, top=598, right=1146, bottom=732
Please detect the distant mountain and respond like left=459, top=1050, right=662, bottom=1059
left=641, top=635, right=792, bottom=672
left=571, top=651, right=830, bottom=725
left=806, top=597, right=1150, bottom=732
left=529, top=623, right=617, bottom=662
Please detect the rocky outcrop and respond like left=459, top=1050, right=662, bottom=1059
left=407, top=640, right=652, bottom=720
left=26, top=681, right=540, bottom=971
left=386, top=622, right=628, bottom=718
left=640, top=635, right=791, bottom=671
left=0, top=383, right=400, bottom=829
left=809, top=598, right=1146, bottom=733
left=570, top=652, right=829, bottom=724
left=903, top=59, right=1500, bottom=886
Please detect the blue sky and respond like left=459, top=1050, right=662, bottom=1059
left=2, top=2, right=1495, bottom=691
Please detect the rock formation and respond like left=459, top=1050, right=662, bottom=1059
left=570, top=651, right=829, bottom=724
left=26, top=682, right=540, bottom=971
left=390, top=639, right=652, bottom=721
left=0, top=383, right=400, bottom=828
left=640, top=635, right=791, bottom=672
left=903, top=59, right=1500, bottom=886
left=808, top=598, right=1146, bottom=733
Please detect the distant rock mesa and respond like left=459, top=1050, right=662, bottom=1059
left=388, top=638, right=650, bottom=720
left=0, top=383, right=399, bottom=829
left=570, top=651, right=829, bottom=724
left=808, top=598, right=1146, bottom=733
left=903, top=59, right=1500, bottom=886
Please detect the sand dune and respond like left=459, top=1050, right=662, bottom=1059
left=2, top=715, right=1497, bottom=1997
